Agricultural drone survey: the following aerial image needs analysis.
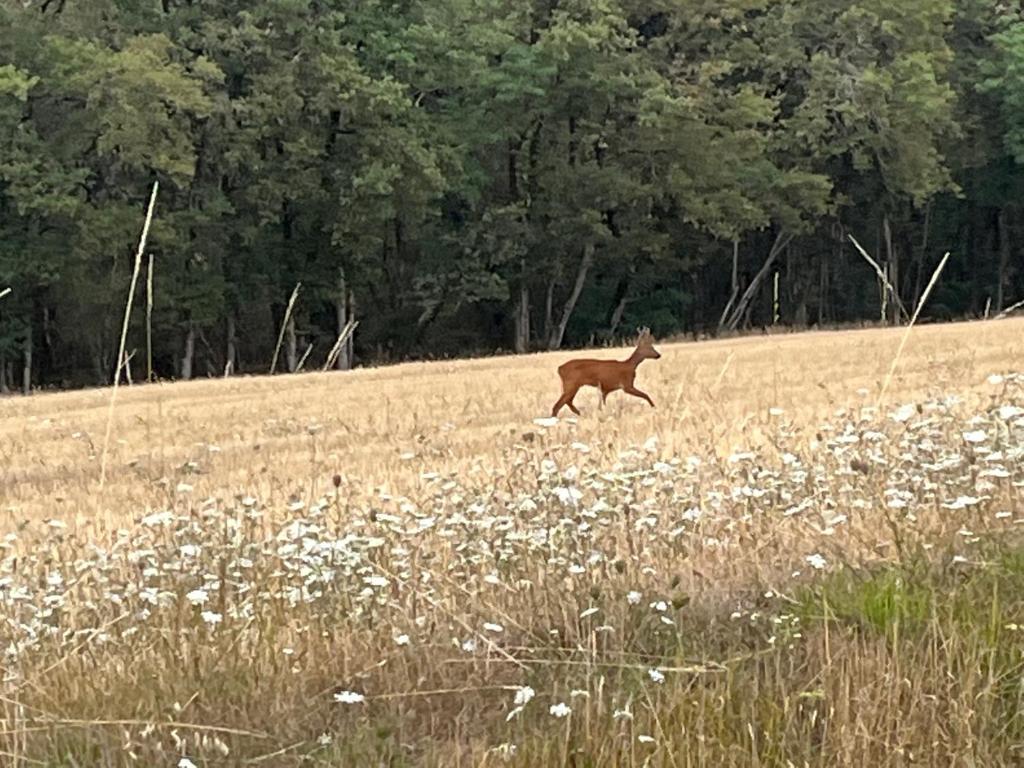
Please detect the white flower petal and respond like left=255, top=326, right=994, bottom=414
left=333, top=691, right=365, bottom=704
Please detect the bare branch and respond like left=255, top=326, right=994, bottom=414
left=848, top=234, right=909, bottom=323
left=994, top=297, right=1024, bottom=321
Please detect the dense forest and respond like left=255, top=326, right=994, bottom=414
left=1, top=0, right=1023, bottom=391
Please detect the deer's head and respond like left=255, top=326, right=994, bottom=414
left=635, top=327, right=661, bottom=360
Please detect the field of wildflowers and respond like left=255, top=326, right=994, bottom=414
left=2, top=320, right=1024, bottom=765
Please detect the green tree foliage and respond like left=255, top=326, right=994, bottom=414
left=0, top=0, right=1021, bottom=389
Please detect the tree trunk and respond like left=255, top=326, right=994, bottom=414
left=793, top=293, right=807, bottom=326
left=883, top=214, right=899, bottom=325
left=514, top=278, right=530, bottom=354
left=0, top=352, right=7, bottom=394
left=547, top=244, right=594, bottom=350
left=92, top=344, right=104, bottom=386
left=978, top=220, right=996, bottom=315
left=543, top=278, right=555, bottom=341
left=22, top=324, right=32, bottom=396
left=828, top=223, right=843, bottom=323
left=285, top=314, right=298, bottom=372
left=343, top=290, right=355, bottom=369
left=997, top=207, right=1011, bottom=313
left=818, top=236, right=830, bottom=325
left=608, top=275, right=630, bottom=336
left=725, top=231, right=792, bottom=331
left=508, top=137, right=518, bottom=199
left=41, top=305, right=54, bottom=373
left=911, top=202, right=931, bottom=310
left=334, top=281, right=353, bottom=371
left=334, top=300, right=346, bottom=367
left=195, top=329, right=219, bottom=378
left=717, top=239, right=740, bottom=331
left=225, top=314, right=237, bottom=376
left=181, top=323, right=195, bottom=380
left=333, top=271, right=354, bottom=370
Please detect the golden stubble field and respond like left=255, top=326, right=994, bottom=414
left=1, top=318, right=1023, bottom=766
left=2, top=319, right=1019, bottom=530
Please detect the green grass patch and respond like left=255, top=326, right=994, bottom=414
left=797, top=541, right=1024, bottom=641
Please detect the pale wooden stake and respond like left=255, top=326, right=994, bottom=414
left=269, top=283, right=301, bottom=374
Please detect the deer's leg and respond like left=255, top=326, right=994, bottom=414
left=552, top=395, right=569, bottom=417
left=553, top=384, right=582, bottom=417
left=624, top=385, right=655, bottom=408
left=564, top=384, right=582, bottom=415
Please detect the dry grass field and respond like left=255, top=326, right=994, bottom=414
left=3, top=319, right=1019, bottom=526
left=1, top=318, right=1024, bottom=766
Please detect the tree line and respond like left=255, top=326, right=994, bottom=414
left=1, top=0, right=1022, bottom=392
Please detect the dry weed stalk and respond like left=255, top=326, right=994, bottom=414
left=877, top=251, right=950, bottom=407
left=713, top=350, right=735, bottom=390
left=99, top=182, right=158, bottom=488
left=0, top=287, right=10, bottom=301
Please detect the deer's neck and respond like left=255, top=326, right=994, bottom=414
left=625, top=350, right=644, bottom=367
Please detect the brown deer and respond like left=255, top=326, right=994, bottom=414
left=551, top=328, right=661, bottom=417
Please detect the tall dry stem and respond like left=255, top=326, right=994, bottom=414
left=0, top=287, right=10, bottom=301
left=877, top=251, right=950, bottom=407
left=713, top=351, right=735, bottom=390
left=99, top=181, right=158, bottom=488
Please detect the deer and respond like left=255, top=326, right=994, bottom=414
left=551, top=328, right=661, bottom=417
